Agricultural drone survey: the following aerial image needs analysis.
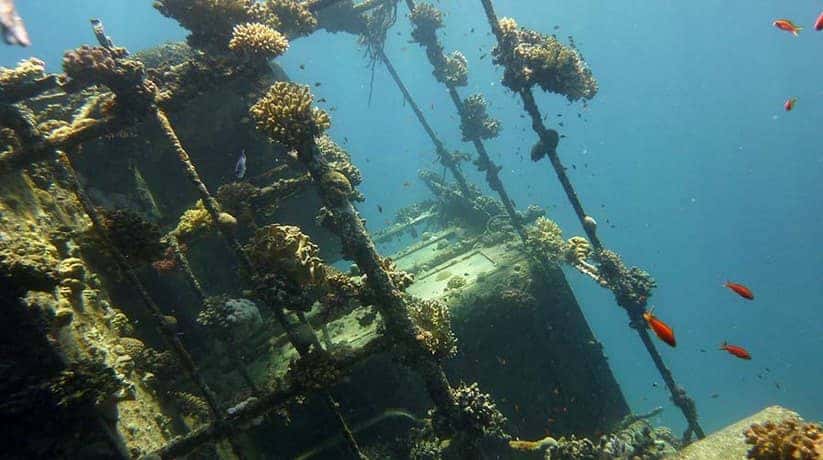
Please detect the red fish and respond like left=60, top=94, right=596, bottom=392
left=784, top=97, right=797, bottom=111
left=643, top=308, right=676, bottom=347
left=720, top=342, right=751, bottom=360
left=815, top=12, right=823, bottom=31
left=724, top=281, right=754, bottom=300
left=773, top=19, right=803, bottom=36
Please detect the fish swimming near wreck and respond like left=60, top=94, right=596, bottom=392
left=0, top=0, right=30, bottom=46
left=643, top=307, right=676, bottom=347
left=235, top=149, right=247, bottom=180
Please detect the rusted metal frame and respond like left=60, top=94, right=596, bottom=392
left=476, top=0, right=705, bottom=439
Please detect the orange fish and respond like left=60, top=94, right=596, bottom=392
left=643, top=308, right=676, bottom=347
left=724, top=281, right=754, bottom=300
left=773, top=19, right=803, bottom=36
left=720, top=341, right=751, bottom=360
left=784, top=97, right=797, bottom=111
left=816, top=12, right=823, bottom=31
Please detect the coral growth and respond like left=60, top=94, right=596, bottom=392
left=246, top=224, right=326, bottom=286
left=284, top=347, right=343, bottom=392
left=745, top=418, right=823, bottom=460
left=0, top=58, right=45, bottom=89
left=197, top=295, right=262, bottom=341
left=250, top=82, right=330, bottom=149
left=154, top=0, right=253, bottom=50
left=0, top=231, right=60, bottom=291
left=61, top=46, right=152, bottom=106
left=525, top=216, right=569, bottom=264
left=316, top=134, right=363, bottom=188
left=118, top=337, right=146, bottom=359
left=460, top=94, right=501, bottom=141
left=434, top=382, right=508, bottom=442
left=509, top=418, right=677, bottom=459
left=320, top=169, right=354, bottom=204
left=595, top=248, right=656, bottom=308
left=408, top=298, right=457, bottom=360
left=170, top=200, right=227, bottom=241
left=433, top=50, right=468, bottom=87
left=409, top=2, right=443, bottom=45
left=565, top=235, right=591, bottom=263
left=99, top=209, right=165, bottom=265
left=216, top=181, right=262, bottom=224
left=254, top=0, right=317, bottom=38
left=229, top=22, right=289, bottom=58
left=62, top=45, right=127, bottom=84
left=494, top=17, right=597, bottom=101
left=378, top=256, right=414, bottom=291
left=172, top=391, right=211, bottom=421
left=48, top=360, right=122, bottom=409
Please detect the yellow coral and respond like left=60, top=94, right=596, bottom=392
left=229, top=22, right=289, bottom=57
left=498, top=17, right=518, bottom=37
left=246, top=224, right=326, bottom=286
left=409, top=2, right=443, bottom=44
left=0, top=58, right=45, bottom=88
left=526, top=216, right=568, bottom=264
left=408, top=298, right=457, bottom=360
left=250, top=82, right=330, bottom=149
left=434, top=50, right=468, bottom=87
left=745, top=418, right=823, bottom=460
left=171, top=200, right=212, bottom=240
left=494, top=19, right=597, bottom=101
left=565, top=236, right=591, bottom=263
left=261, top=0, right=317, bottom=37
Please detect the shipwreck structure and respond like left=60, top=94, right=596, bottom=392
left=0, top=1, right=713, bottom=459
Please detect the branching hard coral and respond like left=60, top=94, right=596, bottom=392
left=595, top=248, right=656, bottom=308
left=48, top=360, right=122, bottom=409
left=460, top=94, right=501, bottom=141
left=378, top=256, right=413, bottom=290
left=745, top=418, right=823, bottom=460
left=250, top=82, right=330, bottom=149
left=153, top=0, right=254, bottom=50
left=316, top=134, right=362, bottom=187
left=525, top=216, right=569, bottom=264
left=433, top=382, right=508, bottom=442
left=493, top=17, right=597, bottom=101
left=62, top=45, right=127, bottom=84
left=229, top=22, right=289, bottom=58
left=408, top=298, right=457, bottom=360
left=284, top=347, right=343, bottom=392
left=409, top=2, right=443, bottom=45
left=245, top=224, right=326, bottom=287
left=564, top=236, right=608, bottom=286
left=257, top=0, right=317, bottom=38
left=433, top=50, right=468, bottom=87
left=99, top=209, right=165, bottom=265
left=172, top=391, right=211, bottom=421
left=0, top=57, right=45, bottom=89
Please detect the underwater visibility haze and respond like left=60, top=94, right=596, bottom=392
left=1, top=0, right=821, bottom=458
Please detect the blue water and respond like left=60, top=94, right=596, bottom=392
left=5, top=0, right=822, bottom=438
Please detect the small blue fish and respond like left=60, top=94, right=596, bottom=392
left=235, top=149, right=246, bottom=180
